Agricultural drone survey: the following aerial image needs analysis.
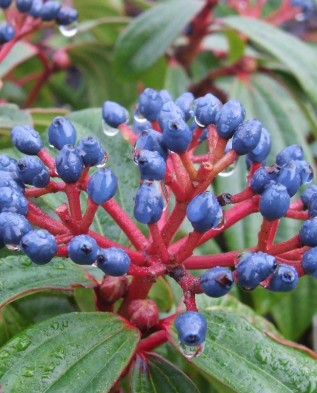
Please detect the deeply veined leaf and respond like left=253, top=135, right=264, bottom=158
left=114, top=0, right=205, bottom=79
left=0, top=255, right=94, bottom=308
left=0, top=312, right=140, bottom=392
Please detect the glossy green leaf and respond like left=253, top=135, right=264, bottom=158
left=0, top=104, right=33, bottom=130
left=224, top=29, right=245, bottom=64
left=169, top=310, right=317, bottom=392
left=0, top=305, right=29, bottom=347
left=0, top=312, right=140, bottom=392
left=148, top=277, right=173, bottom=312
left=164, top=64, right=190, bottom=99
left=0, top=255, right=94, bottom=308
left=73, top=287, right=97, bottom=312
left=0, top=42, right=38, bottom=79
left=130, top=353, right=200, bottom=393
left=223, top=16, right=317, bottom=105
left=114, top=0, right=204, bottom=79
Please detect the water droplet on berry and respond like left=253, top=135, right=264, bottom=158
left=59, top=21, right=78, bottom=38
left=178, top=341, right=205, bottom=358
left=194, top=116, right=206, bottom=128
left=48, top=143, right=56, bottom=150
left=96, top=152, right=109, bottom=168
left=214, top=215, right=226, bottom=231
left=102, top=119, right=119, bottom=137
left=133, top=107, right=147, bottom=123
left=5, top=243, right=21, bottom=251
left=131, top=146, right=139, bottom=165
left=218, top=160, right=238, bottom=177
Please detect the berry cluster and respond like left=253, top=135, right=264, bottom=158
left=1, top=87, right=316, bottom=352
left=0, top=0, right=78, bottom=45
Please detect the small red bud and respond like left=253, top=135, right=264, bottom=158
left=98, top=276, right=128, bottom=304
left=53, top=49, right=71, bottom=69
left=128, top=299, right=159, bottom=331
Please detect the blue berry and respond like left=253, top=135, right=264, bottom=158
left=300, top=185, right=317, bottom=208
left=299, top=218, right=317, bottom=246
left=301, top=247, right=317, bottom=278
left=0, top=155, right=18, bottom=177
left=174, top=311, right=207, bottom=346
left=0, top=212, right=32, bottom=247
left=308, top=198, right=317, bottom=218
left=17, top=156, right=50, bottom=188
left=11, top=125, right=43, bottom=155
left=0, top=0, right=12, bottom=9
left=200, top=267, right=235, bottom=297
left=48, top=116, right=77, bottom=150
left=132, top=119, right=151, bottom=135
left=21, top=229, right=57, bottom=264
left=276, top=144, right=303, bottom=167
left=296, top=160, right=314, bottom=185
left=16, top=0, right=32, bottom=13
left=232, top=119, right=262, bottom=155
left=134, top=182, right=164, bottom=224
left=250, top=165, right=279, bottom=194
left=247, top=127, right=272, bottom=163
left=68, top=235, right=99, bottom=265
left=0, top=22, right=15, bottom=44
left=135, top=129, right=168, bottom=161
left=56, top=6, right=78, bottom=25
left=277, top=161, right=301, bottom=197
left=159, top=89, right=173, bottom=104
left=175, top=92, right=194, bottom=121
left=215, top=99, right=245, bottom=139
left=28, top=0, right=42, bottom=17
left=77, top=136, right=105, bottom=167
left=0, top=172, right=24, bottom=193
left=193, top=93, right=222, bottom=127
left=162, top=118, right=192, bottom=153
left=259, top=183, right=290, bottom=220
left=0, top=187, right=28, bottom=216
left=187, top=191, right=223, bottom=233
left=267, top=264, right=298, bottom=292
left=96, top=247, right=130, bottom=276
left=55, top=145, right=84, bottom=183
left=102, top=101, right=128, bottom=128
left=87, top=168, right=118, bottom=205
left=40, top=0, right=61, bottom=21
left=137, top=88, right=164, bottom=121
left=236, top=252, right=277, bottom=290
left=158, top=101, right=184, bottom=131
left=137, top=150, right=166, bottom=180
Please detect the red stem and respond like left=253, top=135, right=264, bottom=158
left=80, top=199, right=99, bottom=233
left=137, top=330, right=168, bottom=353
left=161, top=202, right=187, bottom=246
left=174, top=231, right=203, bottom=263
left=37, top=148, right=56, bottom=169
left=148, top=224, right=170, bottom=263
left=65, top=183, right=82, bottom=223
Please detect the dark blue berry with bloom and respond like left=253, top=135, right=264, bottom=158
left=132, top=119, right=151, bottom=135
left=97, top=247, right=130, bottom=276
left=247, top=127, right=272, bottom=163
left=277, top=161, right=301, bottom=197
left=193, top=93, right=222, bottom=127
left=56, top=6, right=78, bottom=25
left=276, top=144, right=303, bottom=167
left=175, top=92, right=194, bottom=121
left=68, top=235, right=99, bottom=265
left=40, top=0, right=61, bottom=21
left=158, top=101, right=184, bottom=131
left=250, top=165, right=279, bottom=194
left=0, top=22, right=15, bottom=44
left=0, top=0, right=12, bottom=9
left=187, top=191, right=223, bottom=233
left=0, top=172, right=24, bottom=193
left=135, top=129, right=168, bottom=161
left=299, top=218, right=317, bottom=246
left=77, top=136, right=105, bottom=167
left=16, top=0, right=32, bottom=13
left=0, top=187, right=28, bottom=216
left=137, top=150, right=166, bottom=181
left=301, top=247, right=317, bottom=278
left=48, top=116, right=77, bottom=150
left=137, top=88, right=164, bottom=121
left=174, top=311, right=207, bottom=346
left=102, top=101, right=128, bottom=128
left=200, top=267, right=235, bottom=297
left=232, top=119, right=262, bottom=155
left=87, top=168, right=118, bottom=205
left=134, top=183, right=164, bottom=224
left=55, top=145, right=84, bottom=183
left=11, top=125, right=43, bottom=155
left=17, top=156, right=50, bottom=188
left=21, top=229, right=57, bottom=264
left=300, top=185, right=317, bottom=208
left=296, top=160, right=314, bottom=185
left=215, top=99, right=245, bottom=139
left=162, top=118, right=192, bottom=154
left=259, top=183, right=290, bottom=220
left=0, top=212, right=32, bottom=247
left=28, top=0, right=43, bottom=17
left=0, top=155, right=18, bottom=176
left=267, top=264, right=299, bottom=292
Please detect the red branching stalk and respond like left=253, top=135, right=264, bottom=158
left=257, top=218, right=278, bottom=252
left=65, top=183, right=83, bottom=223
left=148, top=224, right=170, bottom=263
left=80, top=199, right=99, bottom=233
left=137, top=330, right=168, bottom=353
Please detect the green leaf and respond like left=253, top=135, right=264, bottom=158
left=73, top=287, right=97, bottom=312
left=114, top=0, right=204, bottom=79
left=0, top=104, right=33, bottom=130
left=169, top=310, right=317, bottom=392
left=0, top=42, right=38, bottom=79
left=0, top=312, right=140, bottom=392
left=130, top=353, right=200, bottom=393
left=164, top=64, right=190, bottom=99
left=28, top=108, right=69, bottom=134
left=224, top=29, right=245, bottom=64
left=222, top=16, right=317, bottom=105
left=0, top=255, right=94, bottom=308
left=148, top=277, right=173, bottom=313
left=0, top=305, right=29, bottom=347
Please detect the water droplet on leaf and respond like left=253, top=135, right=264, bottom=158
left=178, top=341, right=205, bottom=358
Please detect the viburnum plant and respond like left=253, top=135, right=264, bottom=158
left=0, top=87, right=317, bottom=392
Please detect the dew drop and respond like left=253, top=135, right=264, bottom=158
left=133, top=107, right=147, bottom=123
left=102, top=119, right=119, bottom=137
left=194, top=116, right=205, bottom=128
left=218, top=160, right=238, bottom=178
left=96, top=152, right=109, bottom=168
left=5, top=243, right=21, bottom=251
left=59, top=21, right=78, bottom=37
left=48, top=143, right=56, bottom=150
left=23, top=368, right=35, bottom=378
left=16, top=337, right=31, bottom=351
left=214, top=215, right=226, bottom=231
left=160, top=181, right=169, bottom=211
left=0, top=351, right=9, bottom=359
left=131, top=146, right=139, bottom=166
left=179, top=341, right=205, bottom=358
left=54, top=261, right=66, bottom=269
left=21, top=258, right=32, bottom=267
